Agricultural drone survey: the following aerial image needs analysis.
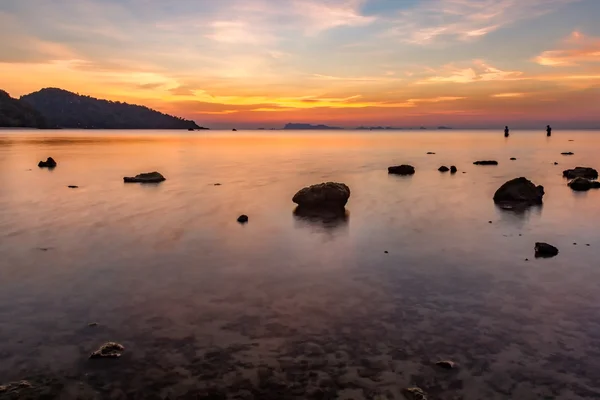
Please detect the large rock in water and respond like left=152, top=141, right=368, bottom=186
left=563, top=167, right=598, bottom=180
left=38, top=157, right=57, bottom=168
left=293, top=182, right=350, bottom=210
left=123, top=171, right=166, bottom=183
left=568, top=177, right=600, bottom=191
left=493, top=177, right=544, bottom=206
left=388, top=165, right=415, bottom=175
left=473, top=160, right=498, bottom=165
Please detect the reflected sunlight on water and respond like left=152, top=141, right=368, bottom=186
left=1, top=129, right=600, bottom=399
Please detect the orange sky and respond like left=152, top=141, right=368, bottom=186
left=1, top=0, right=599, bottom=128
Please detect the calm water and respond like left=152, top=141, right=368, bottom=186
left=1, top=129, right=600, bottom=399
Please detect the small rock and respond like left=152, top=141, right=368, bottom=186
left=426, top=152, right=436, bottom=155
left=561, top=152, right=574, bottom=155
left=438, top=166, right=449, bottom=172
left=510, top=157, right=517, bottom=160
left=88, top=322, right=98, bottom=327
left=563, top=167, right=598, bottom=180
left=90, top=342, right=124, bottom=359
left=554, top=162, right=559, bottom=165
left=535, top=242, right=559, bottom=258
left=488, top=221, right=492, bottom=224
left=450, top=166, right=457, bottom=173
left=384, top=251, right=389, bottom=254
left=67, top=185, right=78, bottom=189
left=237, top=215, right=249, bottom=223
left=436, top=360, right=456, bottom=370
left=0, top=380, right=32, bottom=394
left=214, top=183, right=222, bottom=186
left=473, top=160, right=498, bottom=165
left=123, top=171, right=166, bottom=183
left=586, top=244, right=590, bottom=246
left=388, top=165, right=415, bottom=175
left=573, top=243, right=577, bottom=245
left=568, top=177, right=600, bottom=191
left=403, top=387, right=427, bottom=400
left=38, top=157, right=57, bottom=168
left=525, top=258, right=529, bottom=261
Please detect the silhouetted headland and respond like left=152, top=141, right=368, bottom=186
left=20, top=88, right=202, bottom=130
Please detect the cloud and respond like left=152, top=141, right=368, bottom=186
left=492, top=92, right=526, bottom=98
left=292, top=0, right=375, bottom=34
left=389, top=0, right=578, bottom=45
left=205, top=20, right=276, bottom=45
left=535, top=31, right=600, bottom=66
left=416, top=60, right=524, bottom=84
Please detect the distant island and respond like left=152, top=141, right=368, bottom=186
left=437, top=126, right=453, bottom=130
left=356, top=126, right=401, bottom=130
left=283, top=123, right=343, bottom=130
left=13, top=88, right=204, bottom=130
left=0, top=90, right=47, bottom=128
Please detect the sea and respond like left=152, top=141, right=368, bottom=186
left=1, top=129, right=600, bottom=399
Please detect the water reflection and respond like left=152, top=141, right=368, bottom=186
left=293, top=207, right=349, bottom=231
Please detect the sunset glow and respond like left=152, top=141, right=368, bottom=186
left=1, top=0, right=599, bottom=128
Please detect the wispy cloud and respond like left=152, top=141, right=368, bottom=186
left=491, top=92, right=526, bottom=98
left=416, top=60, right=524, bottom=84
left=389, top=0, right=578, bottom=45
left=535, top=31, right=600, bottom=66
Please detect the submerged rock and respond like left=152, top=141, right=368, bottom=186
left=561, top=152, right=574, bottom=155
left=450, top=166, right=457, bottom=173
left=403, top=387, right=428, bottom=400
left=510, top=157, right=517, bottom=161
left=438, top=166, right=449, bottom=172
left=90, top=342, right=125, bottom=359
left=473, top=160, right=498, bottom=165
left=67, top=185, right=78, bottom=189
left=563, top=167, right=598, bottom=180
left=493, top=177, right=544, bottom=206
left=237, top=215, right=249, bottom=223
left=554, top=162, right=559, bottom=165
left=568, top=177, right=600, bottom=191
left=38, top=157, right=57, bottom=168
left=123, top=171, right=166, bottom=183
left=426, top=152, right=436, bottom=155
left=292, top=182, right=350, bottom=210
left=436, top=360, right=456, bottom=370
left=535, top=242, right=559, bottom=258
left=388, top=165, right=415, bottom=175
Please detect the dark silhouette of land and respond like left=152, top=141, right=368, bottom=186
left=504, top=126, right=509, bottom=137
left=284, top=123, right=342, bottom=130
left=547, top=125, right=552, bottom=137
left=20, top=88, right=203, bottom=129
left=0, top=90, right=47, bottom=128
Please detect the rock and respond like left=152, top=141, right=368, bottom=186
left=493, top=177, right=544, bottom=206
left=568, top=177, right=600, bottom=191
left=384, top=251, right=388, bottom=254
left=237, top=215, right=249, bottom=223
left=292, top=182, right=350, bottom=210
left=90, top=342, right=125, bottom=359
left=436, top=360, right=456, bottom=370
left=535, top=242, right=559, bottom=258
left=473, top=160, right=498, bottom=165
left=0, top=380, right=32, bottom=394
left=563, top=167, right=598, bottom=180
left=88, top=322, right=98, bottom=327
left=426, top=152, right=436, bottom=155
left=450, top=166, right=457, bottom=173
left=438, top=166, right=449, bottom=172
left=510, top=157, right=517, bottom=160
left=403, top=387, right=427, bottom=400
left=554, top=162, right=559, bottom=165
left=123, top=171, right=166, bottom=183
left=38, top=157, right=57, bottom=168
left=67, top=185, right=78, bottom=189
left=214, top=183, right=222, bottom=186
left=561, top=152, right=574, bottom=155
left=388, top=165, right=415, bottom=175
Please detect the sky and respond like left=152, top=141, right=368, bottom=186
left=1, top=0, right=599, bottom=129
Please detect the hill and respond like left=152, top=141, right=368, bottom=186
left=0, top=90, right=47, bottom=128
left=20, top=88, right=201, bottom=129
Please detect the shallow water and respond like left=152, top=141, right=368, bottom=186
left=1, top=129, right=600, bottom=399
